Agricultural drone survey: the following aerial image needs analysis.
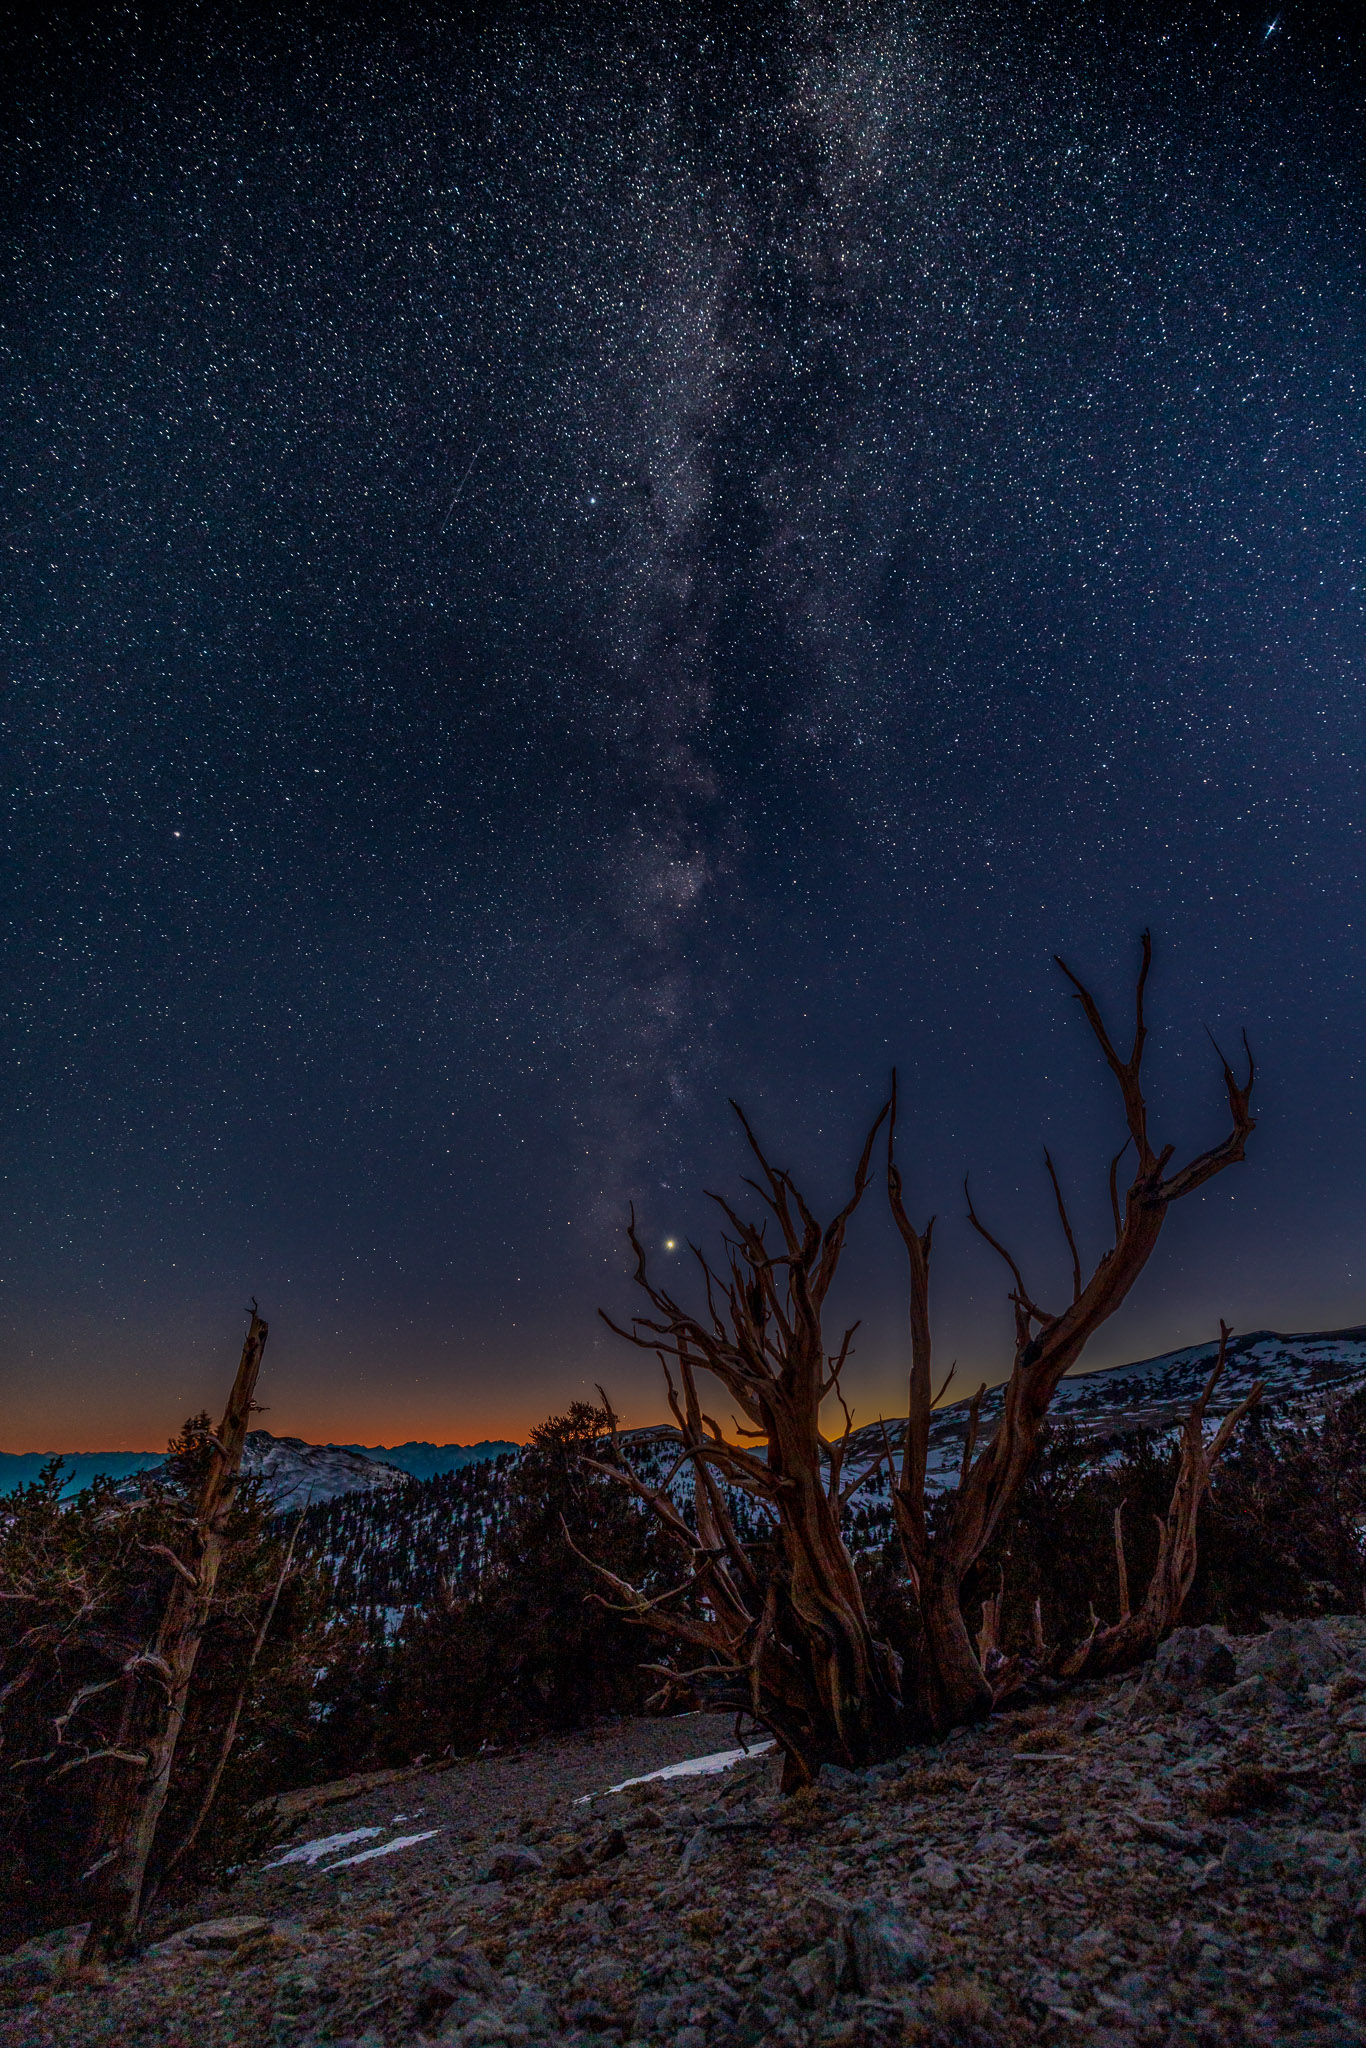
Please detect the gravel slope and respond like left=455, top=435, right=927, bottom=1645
left=5, top=1627, right=1366, bottom=2048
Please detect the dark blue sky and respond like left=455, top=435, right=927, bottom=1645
left=3, top=2, right=1363, bottom=1449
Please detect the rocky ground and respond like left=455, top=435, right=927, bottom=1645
left=5, top=1619, right=1366, bottom=2048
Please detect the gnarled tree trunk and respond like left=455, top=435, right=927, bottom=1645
left=590, top=935, right=1255, bottom=1775
left=590, top=1108, right=906, bottom=1788
left=887, top=935, right=1255, bottom=1734
left=1057, top=1320, right=1261, bottom=1680
left=87, top=1309, right=268, bottom=1951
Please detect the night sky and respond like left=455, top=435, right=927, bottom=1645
left=4, top=3, right=1364, bottom=1453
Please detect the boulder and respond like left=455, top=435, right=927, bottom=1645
left=0, top=1922, right=90, bottom=1989
left=1153, top=1628, right=1237, bottom=1696
left=447, top=1881, right=506, bottom=1911
left=1066, top=1927, right=1113, bottom=1968
left=678, top=1824, right=710, bottom=1875
left=786, top=1939, right=839, bottom=2008
left=844, top=1903, right=930, bottom=1992
left=180, top=1915, right=272, bottom=1952
left=479, top=1845, right=544, bottom=1882
left=1212, top=1675, right=1269, bottom=1713
left=428, top=1945, right=503, bottom=2000
left=1238, top=1620, right=1345, bottom=1692
left=916, top=1850, right=961, bottom=1892
left=558, top=1897, right=612, bottom=1933
left=790, top=1892, right=929, bottom=1997
left=1221, top=1821, right=1277, bottom=1878
left=505, top=1984, right=555, bottom=2031
left=572, top=1957, right=624, bottom=1993
left=632, top=1990, right=674, bottom=2034
left=416, top=1943, right=509, bottom=2030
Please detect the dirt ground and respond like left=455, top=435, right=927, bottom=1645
left=5, top=1625, right=1366, bottom=2048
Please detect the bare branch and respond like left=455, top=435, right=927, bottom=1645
left=1107, top=1140, right=1129, bottom=1244
left=1054, top=929, right=1153, bottom=1164
left=1044, top=1150, right=1083, bottom=1303
left=54, top=1678, right=122, bottom=1746
left=1114, top=1502, right=1131, bottom=1620
left=959, top=1385, right=987, bottom=1489
left=839, top=1441, right=892, bottom=1509
left=53, top=1747, right=149, bottom=1780
left=964, top=1180, right=1052, bottom=1325
left=135, top=1543, right=200, bottom=1591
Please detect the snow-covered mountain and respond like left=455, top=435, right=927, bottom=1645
left=613, top=1324, right=1366, bottom=1499
left=264, top=1327, right=1366, bottom=1625
left=237, top=1432, right=413, bottom=1513
left=893, top=1322, right=1366, bottom=1491
left=0, top=1433, right=515, bottom=1503
left=8, top=1327, right=1362, bottom=1511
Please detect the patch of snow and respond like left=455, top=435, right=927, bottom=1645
left=264, top=1826, right=383, bottom=1869
left=323, top=1829, right=441, bottom=1870
left=241, top=1430, right=410, bottom=1513
left=575, top=1739, right=775, bottom=1803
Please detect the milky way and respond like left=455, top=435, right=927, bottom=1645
left=3, top=4, right=1363, bottom=1446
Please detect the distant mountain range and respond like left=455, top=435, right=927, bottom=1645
left=0, top=1432, right=518, bottom=1502
left=339, top=1439, right=520, bottom=1483
left=610, top=1325, right=1366, bottom=1494
left=5, top=1325, right=1363, bottom=1507
left=238, top=1434, right=520, bottom=1512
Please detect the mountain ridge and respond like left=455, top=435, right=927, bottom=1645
left=337, top=1439, right=519, bottom=1482
left=0, top=1433, right=518, bottom=1500
left=6, top=1323, right=1363, bottom=1503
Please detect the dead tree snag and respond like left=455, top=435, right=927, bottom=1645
left=1057, top=1320, right=1262, bottom=1680
left=887, top=935, right=1254, bottom=1734
left=88, top=1308, right=268, bottom=1950
left=591, top=1106, right=905, bottom=1787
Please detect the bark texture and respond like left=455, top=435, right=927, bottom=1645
left=591, top=936, right=1256, bottom=1775
left=88, top=1309, right=268, bottom=1950
left=886, top=935, right=1255, bottom=1733
left=589, top=1107, right=905, bottom=1788
left=1056, top=1320, right=1262, bottom=1680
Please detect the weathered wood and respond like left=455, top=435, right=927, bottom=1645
left=592, top=1105, right=906, bottom=1787
left=886, top=935, right=1255, bottom=1732
left=89, top=1309, right=267, bottom=1951
left=1057, top=1320, right=1263, bottom=1680
left=162, top=1512, right=299, bottom=1876
left=591, top=935, right=1256, bottom=1771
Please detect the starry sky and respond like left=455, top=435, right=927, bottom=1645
left=3, top=1, right=1364, bottom=1452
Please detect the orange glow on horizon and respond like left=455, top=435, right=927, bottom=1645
left=0, top=1391, right=694, bottom=1458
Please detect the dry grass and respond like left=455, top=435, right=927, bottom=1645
left=1201, top=1763, right=1284, bottom=1817
left=924, top=1974, right=1015, bottom=2045
left=1009, top=1721, right=1072, bottom=1754
left=932, top=1977, right=997, bottom=2025
left=776, top=1787, right=836, bottom=1834
left=888, top=1760, right=978, bottom=1801
left=536, top=1871, right=616, bottom=1920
